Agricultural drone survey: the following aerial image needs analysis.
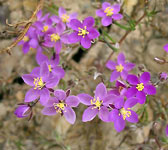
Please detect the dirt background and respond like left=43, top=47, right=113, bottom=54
left=0, top=0, right=168, bottom=150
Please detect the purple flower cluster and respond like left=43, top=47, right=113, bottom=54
left=15, top=4, right=160, bottom=133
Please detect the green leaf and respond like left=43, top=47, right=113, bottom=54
left=114, top=22, right=132, bottom=31
left=102, top=30, right=116, bottom=43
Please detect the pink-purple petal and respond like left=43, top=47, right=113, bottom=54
left=25, top=88, right=39, bottom=102
left=114, top=96, right=124, bottom=109
left=101, top=16, right=112, bottom=26
left=140, top=72, right=150, bottom=84
left=110, top=71, right=120, bottom=82
left=136, top=91, right=146, bottom=104
left=126, top=110, right=138, bottom=123
left=22, top=74, right=36, bottom=86
left=117, top=53, right=125, bottom=65
left=96, top=9, right=106, bottom=17
left=87, top=28, right=100, bottom=39
left=54, top=41, right=62, bottom=54
left=39, top=88, right=50, bottom=105
left=83, top=16, right=95, bottom=28
left=124, top=62, right=135, bottom=71
left=127, top=74, right=139, bottom=85
left=124, top=97, right=138, bottom=108
left=120, top=70, right=128, bottom=80
left=81, top=36, right=91, bottom=49
left=144, top=85, right=156, bottom=95
left=77, top=93, right=92, bottom=105
left=164, top=44, right=168, bottom=53
left=98, top=106, right=109, bottom=122
left=64, top=107, right=76, bottom=124
left=82, top=106, right=98, bottom=122
left=46, top=76, right=59, bottom=88
left=165, top=125, right=168, bottom=136
left=102, top=2, right=111, bottom=10
left=40, top=62, right=49, bottom=80
left=112, top=14, right=123, bottom=20
left=106, top=60, right=117, bottom=70
left=68, top=32, right=81, bottom=43
left=58, top=7, right=66, bottom=17
left=126, top=86, right=137, bottom=98
left=42, top=106, right=57, bottom=116
left=95, top=82, right=107, bottom=99
left=103, top=94, right=116, bottom=106
left=69, top=19, right=83, bottom=31
left=54, top=89, right=66, bottom=100
left=65, top=96, right=79, bottom=107
left=36, top=51, right=48, bottom=65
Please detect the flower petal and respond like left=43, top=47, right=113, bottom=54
left=96, top=9, right=106, bottom=17
left=40, top=62, right=49, bottom=80
left=64, top=107, right=76, bottom=124
left=83, top=16, right=95, bottom=28
left=127, top=74, right=139, bottom=85
left=52, top=66, right=65, bottom=79
left=65, top=96, right=79, bottom=107
left=126, top=86, right=137, bottom=98
left=22, top=74, right=36, bottom=86
left=126, top=110, right=138, bottom=123
left=140, top=72, right=150, bottom=84
left=110, top=71, right=120, bottom=82
left=120, top=70, right=128, bottom=80
left=114, top=96, right=124, bottom=109
left=54, top=89, right=66, bottom=100
left=77, top=93, right=92, bottom=105
left=106, top=60, right=117, bottom=70
left=112, top=14, right=123, bottom=20
left=136, top=91, right=146, bottom=104
left=95, top=82, right=107, bottom=99
left=69, top=19, right=83, bottom=31
left=98, top=106, right=109, bottom=122
left=124, top=97, right=138, bottom=108
left=54, top=41, right=62, bottom=54
left=68, top=32, right=81, bottom=43
left=25, top=88, right=40, bottom=102
left=81, top=36, right=91, bottom=49
left=102, top=2, right=111, bottom=10
left=29, top=39, right=38, bottom=48
left=164, top=44, right=168, bottom=53
left=144, top=84, right=156, bottom=95
left=36, top=51, right=48, bottom=65
left=58, top=7, right=66, bottom=17
left=46, top=76, right=59, bottom=88
left=87, top=28, right=100, bottom=39
left=124, top=62, right=135, bottom=71
left=82, top=106, right=98, bottom=122
left=103, top=94, right=116, bottom=106
left=42, top=106, right=57, bottom=116
left=117, top=53, right=125, bottom=65
left=39, top=88, right=50, bottom=105
left=111, top=4, right=121, bottom=14
left=101, top=16, right=112, bottom=26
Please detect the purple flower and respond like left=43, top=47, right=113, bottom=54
left=164, top=44, right=168, bottom=53
left=96, top=2, right=123, bottom=26
left=59, top=7, right=78, bottom=27
left=78, top=82, right=116, bottom=122
left=109, top=96, right=139, bottom=132
left=36, top=52, right=65, bottom=79
left=106, top=53, right=135, bottom=82
left=42, top=89, right=79, bottom=124
left=108, top=80, right=127, bottom=96
left=160, top=72, right=168, bottom=81
left=22, top=63, right=59, bottom=105
left=166, top=125, right=168, bottom=136
left=43, top=22, right=69, bottom=53
left=18, top=27, right=39, bottom=54
left=14, top=105, right=31, bottom=118
left=69, top=16, right=100, bottom=49
left=126, top=72, right=156, bottom=104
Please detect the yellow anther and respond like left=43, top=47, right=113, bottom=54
left=61, top=14, right=70, bottom=23
left=120, top=108, right=131, bottom=120
left=116, top=64, right=124, bottom=72
left=78, top=26, right=89, bottom=38
left=48, top=65, right=52, bottom=72
left=42, top=25, right=49, bottom=32
left=23, top=36, right=29, bottom=42
left=33, top=77, right=45, bottom=90
left=104, top=7, right=114, bottom=16
left=136, top=83, right=144, bottom=91
left=53, top=102, right=67, bottom=113
left=91, top=97, right=103, bottom=110
left=51, top=34, right=60, bottom=42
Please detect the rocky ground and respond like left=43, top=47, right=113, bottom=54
left=0, top=0, right=168, bottom=150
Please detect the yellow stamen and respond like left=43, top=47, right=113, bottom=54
left=53, top=102, right=67, bottom=113
left=78, top=26, right=89, bottom=38
left=116, top=64, right=124, bottom=72
left=136, top=83, right=144, bottom=91
left=48, top=65, right=52, bottom=72
left=42, top=25, right=49, bottom=32
left=51, top=34, right=60, bottom=42
left=23, top=36, right=29, bottom=42
left=61, top=14, right=70, bottom=23
left=120, top=108, right=131, bottom=120
left=33, top=77, right=45, bottom=90
left=91, top=97, right=103, bottom=110
left=104, top=7, right=114, bottom=16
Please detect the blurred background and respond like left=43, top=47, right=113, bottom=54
left=0, top=0, right=168, bottom=149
